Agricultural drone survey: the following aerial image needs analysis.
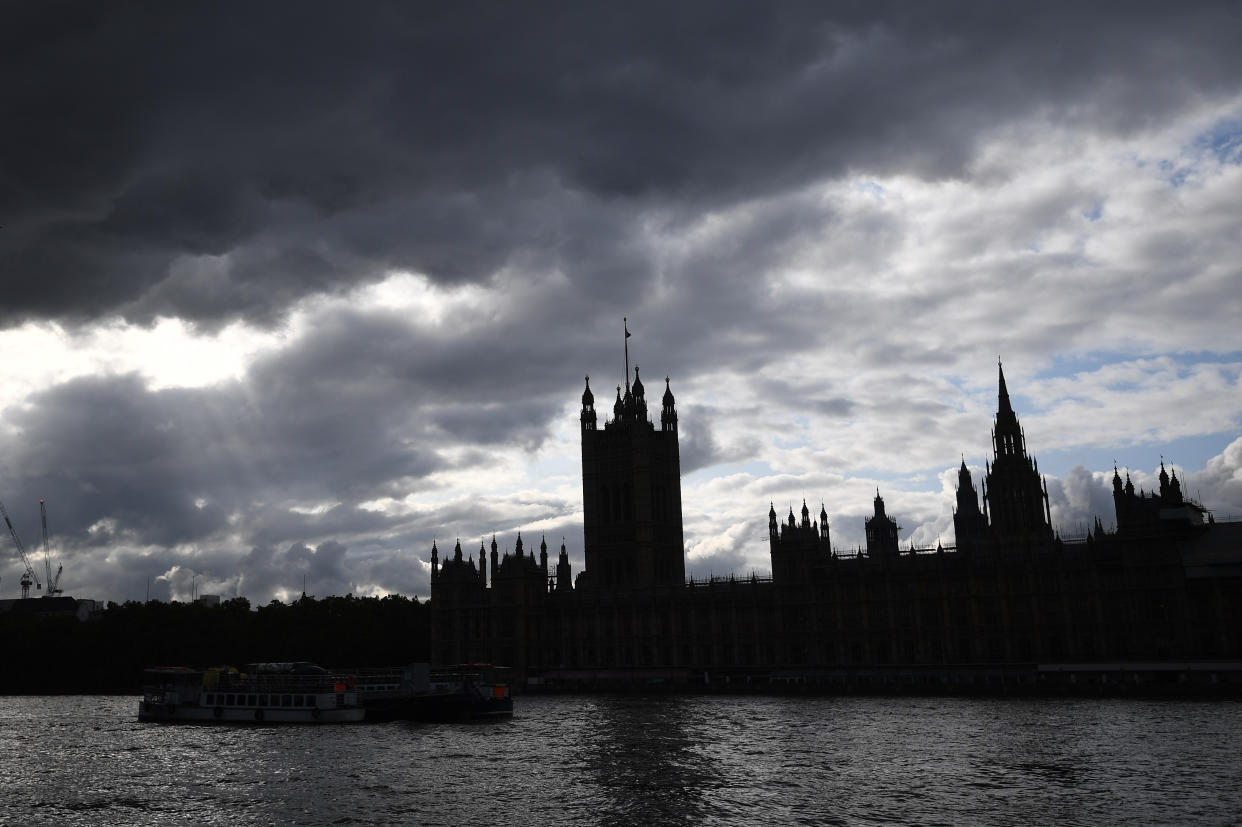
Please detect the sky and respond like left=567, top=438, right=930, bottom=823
left=3, top=1, right=1241, bottom=605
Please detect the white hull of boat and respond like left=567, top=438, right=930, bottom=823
left=138, top=701, right=364, bottom=724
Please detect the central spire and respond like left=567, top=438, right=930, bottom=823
left=998, top=359, right=1013, bottom=415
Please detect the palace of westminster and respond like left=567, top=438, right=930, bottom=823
left=429, top=338, right=1242, bottom=688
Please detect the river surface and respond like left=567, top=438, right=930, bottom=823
left=1, top=694, right=1239, bottom=825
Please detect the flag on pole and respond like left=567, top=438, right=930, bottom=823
left=624, top=318, right=631, bottom=338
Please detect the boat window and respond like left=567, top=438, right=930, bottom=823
left=228, top=694, right=236, bottom=705
left=248, top=694, right=256, bottom=706
left=258, top=695, right=268, bottom=707
left=281, top=695, right=290, bottom=707
left=336, top=693, right=344, bottom=707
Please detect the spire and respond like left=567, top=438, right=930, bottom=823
left=661, top=376, right=678, bottom=432
left=632, top=365, right=644, bottom=399
left=998, top=359, right=1013, bottom=415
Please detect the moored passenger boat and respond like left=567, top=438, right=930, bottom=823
left=356, top=663, right=514, bottom=721
left=138, top=663, right=365, bottom=724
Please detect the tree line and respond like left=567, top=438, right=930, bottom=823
left=4, top=594, right=430, bottom=694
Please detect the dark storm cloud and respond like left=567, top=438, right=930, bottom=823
left=5, top=1, right=1240, bottom=327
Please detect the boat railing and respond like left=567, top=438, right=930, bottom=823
left=214, top=671, right=354, bottom=693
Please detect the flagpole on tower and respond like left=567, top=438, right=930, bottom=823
left=624, top=317, right=632, bottom=391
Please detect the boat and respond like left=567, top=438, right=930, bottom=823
left=137, top=662, right=365, bottom=724
left=355, top=663, right=514, bottom=721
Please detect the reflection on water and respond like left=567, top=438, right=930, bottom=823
left=2, top=694, right=1240, bottom=825
left=581, top=695, right=723, bottom=825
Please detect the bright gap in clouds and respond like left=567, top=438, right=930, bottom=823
left=0, top=318, right=275, bottom=397
left=0, top=272, right=489, bottom=399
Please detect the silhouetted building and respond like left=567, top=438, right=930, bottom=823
left=579, top=366, right=685, bottom=591
left=865, top=491, right=900, bottom=558
left=429, top=337, right=1242, bottom=689
left=1113, top=460, right=1206, bottom=535
left=983, top=363, right=1053, bottom=546
left=953, top=459, right=989, bottom=554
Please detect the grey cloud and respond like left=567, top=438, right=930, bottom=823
left=1046, top=466, right=1118, bottom=536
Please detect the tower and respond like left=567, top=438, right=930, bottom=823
left=579, top=322, right=685, bottom=591
left=953, top=459, right=989, bottom=552
left=769, top=499, right=831, bottom=583
left=983, top=362, right=1053, bottom=545
left=865, top=490, right=899, bottom=558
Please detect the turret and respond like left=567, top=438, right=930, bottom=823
left=865, top=490, right=899, bottom=558
left=581, top=376, right=597, bottom=432
left=819, top=503, right=829, bottom=541
left=540, top=535, right=549, bottom=576
left=478, top=540, right=487, bottom=587
left=556, top=540, right=573, bottom=592
left=430, top=541, right=439, bottom=583
left=768, top=503, right=778, bottom=541
left=661, top=377, right=677, bottom=432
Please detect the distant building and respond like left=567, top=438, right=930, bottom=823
left=430, top=338, right=1242, bottom=688
left=0, top=596, right=102, bottom=621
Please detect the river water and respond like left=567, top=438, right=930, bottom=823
left=2, top=694, right=1239, bottom=825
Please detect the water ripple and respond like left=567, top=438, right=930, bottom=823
left=2, top=695, right=1241, bottom=825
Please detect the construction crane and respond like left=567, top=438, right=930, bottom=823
left=0, top=497, right=40, bottom=599
left=41, top=499, right=62, bottom=598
